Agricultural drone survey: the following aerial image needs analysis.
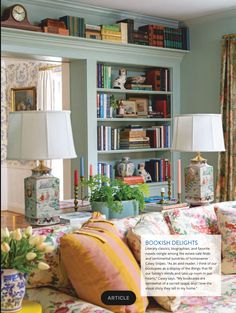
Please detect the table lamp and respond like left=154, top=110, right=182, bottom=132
left=7, top=111, right=77, bottom=225
left=172, top=114, right=225, bottom=206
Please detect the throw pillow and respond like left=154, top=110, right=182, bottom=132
left=162, top=205, right=219, bottom=235
left=60, top=219, right=149, bottom=313
left=215, top=203, right=236, bottom=274
left=126, top=213, right=181, bottom=312
left=27, top=224, right=76, bottom=296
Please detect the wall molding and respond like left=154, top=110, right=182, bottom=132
left=3, top=0, right=180, bottom=28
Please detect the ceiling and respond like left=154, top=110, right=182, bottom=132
left=78, top=0, right=236, bottom=20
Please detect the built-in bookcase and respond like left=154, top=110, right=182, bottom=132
left=96, top=62, right=173, bottom=196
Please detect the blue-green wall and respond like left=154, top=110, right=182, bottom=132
left=180, top=10, right=236, bottom=195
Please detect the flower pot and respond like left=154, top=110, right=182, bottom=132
left=91, top=202, right=110, bottom=219
left=1, top=269, right=27, bottom=312
left=110, top=200, right=139, bottom=219
left=92, top=200, right=139, bottom=219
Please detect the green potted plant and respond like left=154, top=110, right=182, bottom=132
left=84, top=174, right=149, bottom=219
left=1, top=227, right=53, bottom=312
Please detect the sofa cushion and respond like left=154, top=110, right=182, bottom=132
left=215, top=202, right=236, bottom=274
left=162, top=205, right=219, bottom=235
left=60, top=219, right=149, bottom=313
left=126, top=213, right=181, bottom=312
left=25, top=287, right=113, bottom=313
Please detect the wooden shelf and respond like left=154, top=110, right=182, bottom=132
left=97, top=88, right=172, bottom=95
left=97, top=118, right=171, bottom=122
left=98, top=148, right=170, bottom=154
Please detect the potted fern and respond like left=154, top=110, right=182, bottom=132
left=84, top=175, right=148, bottom=219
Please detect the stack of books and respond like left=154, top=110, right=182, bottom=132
left=116, top=176, right=145, bottom=185
left=101, top=24, right=122, bottom=43
left=59, top=15, right=85, bottom=37
left=120, top=126, right=150, bottom=150
left=124, top=83, right=152, bottom=91
left=86, top=24, right=101, bottom=40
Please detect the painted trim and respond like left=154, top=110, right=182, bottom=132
left=16, top=0, right=180, bottom=27
left=1, top=28, right=187, bottom=61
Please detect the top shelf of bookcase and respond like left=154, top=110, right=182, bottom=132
left=97, top=88, right=172, bottom=95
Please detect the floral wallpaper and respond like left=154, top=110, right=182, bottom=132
left=1, top=60, right=51, bottom=168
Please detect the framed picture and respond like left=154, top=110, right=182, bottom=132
left=129, top=97, right=149, bottom=116
left=11, top=87, right=36, bottom=112
left=122, top=100, right=137, bottom=116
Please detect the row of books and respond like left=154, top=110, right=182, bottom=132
left=146, top=126, right=171, bottom=148
left=97, top=162, right=114, bottom=179
left=146, top=68, right=170, bottom=92
left=97, top=126, right=120, bottom=151
left=97, top=125, right=170, bottom=151
left=53, top=15, right=189, bottom=50
left=145, top=158, right=170, bottom=182
left=97, top=64, right=112, bottom=88
left=97, top=93, right=115, bottom=118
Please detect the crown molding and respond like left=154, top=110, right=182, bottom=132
left=4, top=0, right=180, bottom=28
left=1, top=28, right=187, bottom=63
left=185, top=8, right=236, bottom=25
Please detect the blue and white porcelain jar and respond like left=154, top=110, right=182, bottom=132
left=1, top=269, right=27, bottom=312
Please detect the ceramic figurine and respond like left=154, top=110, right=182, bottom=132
left=136, top=163, right=152, bottom=183
left=113, top=68, right=127, bottom=90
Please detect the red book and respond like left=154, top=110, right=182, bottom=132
left=155, top=100, right=167, bottom=118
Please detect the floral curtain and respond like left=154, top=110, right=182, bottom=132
left=216, top=34, right=236, bottom=201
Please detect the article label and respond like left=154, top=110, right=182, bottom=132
left=141, top=235, right=221, bottom=296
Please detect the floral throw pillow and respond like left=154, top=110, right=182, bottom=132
left=162, top=205, right=219, bottom=235
left=27, top=224, right=76, bottom=295
left=215, top=203, right=236, bottom=274
left=126, top=213, right=181, bottom=312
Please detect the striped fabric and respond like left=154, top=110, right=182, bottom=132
left=60, top=219, right=148, bottom=313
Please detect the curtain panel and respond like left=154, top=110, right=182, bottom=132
left=216, top=34, right=236, bottom=201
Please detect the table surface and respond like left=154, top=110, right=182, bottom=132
left=1, top=211, right=30, bottom=230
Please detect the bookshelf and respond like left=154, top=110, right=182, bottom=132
left=2, top=27, right=186, bottom=198
left=95, top=62, right=173, bottom=196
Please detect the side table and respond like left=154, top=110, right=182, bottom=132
left=18, top=301, right=42, bottom=313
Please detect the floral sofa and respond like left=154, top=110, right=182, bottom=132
left=25, top=201, right=236, bottom=313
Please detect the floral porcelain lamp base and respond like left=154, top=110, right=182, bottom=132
left=24, top=170, right=60, bottom=226
left=184, top=159, right=214, bottom=206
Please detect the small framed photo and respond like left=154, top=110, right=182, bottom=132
left=11, top=87, right=36, bottom=112
left=129, top=97, right=149, bottom=116
left=122, top=100, right=137, bottom=116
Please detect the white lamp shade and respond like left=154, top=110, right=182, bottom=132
left=172, top=114, right=225, bottom=152
left=7, top=111, right=77, bottom=160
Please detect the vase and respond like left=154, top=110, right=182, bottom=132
left=117, top=157, right=135, bottom=177
left=1, top=269, right=27, bottom=312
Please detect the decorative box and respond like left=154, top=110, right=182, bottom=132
left=24, top=175, right=60, bottom=226
left=184, top=162, right=214, bottom=205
